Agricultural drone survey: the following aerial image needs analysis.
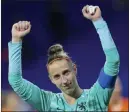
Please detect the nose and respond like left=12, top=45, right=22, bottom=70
left=61, top=76, right=67, bottom=84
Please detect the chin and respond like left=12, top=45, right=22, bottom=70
left=65, top=87, right=75, bottom=95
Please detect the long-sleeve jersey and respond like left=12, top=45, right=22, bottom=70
left=8, top=17, right=120, bottom=111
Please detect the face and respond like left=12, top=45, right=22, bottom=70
left=48, top=59, right=78, bottom=95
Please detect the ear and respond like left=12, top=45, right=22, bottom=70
left=73, top=63, right=77, bottom=74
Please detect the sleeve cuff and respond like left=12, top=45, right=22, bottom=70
left=92, top=17, right=106, bottom=29
left=8, top=41, right=22, bottom=46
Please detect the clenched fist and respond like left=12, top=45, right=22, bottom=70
left=82, top=5, right=101, bottom=21
left=12, top=21, right=31, bottom=43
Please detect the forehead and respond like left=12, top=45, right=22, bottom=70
left=48, top=59, right=71, bottom=75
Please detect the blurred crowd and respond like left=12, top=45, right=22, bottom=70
left=1, top=77, right=128, bottom=111
left=1, top=90, right=35, bottom=111
left=108, top=77, right=128, bottom=111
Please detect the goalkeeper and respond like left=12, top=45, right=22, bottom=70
left=8, top=5, right=120, bottom=111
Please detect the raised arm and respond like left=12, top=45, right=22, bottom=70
left=82, top=5, right=120, bottom=89
left=93, top=17, right=120, bottom=88
left=82, top=5, right=120, bottom=110
left=8, top=21, right=54, bottom=111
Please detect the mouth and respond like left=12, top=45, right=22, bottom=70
left=63, top=83, right=72, bottom=89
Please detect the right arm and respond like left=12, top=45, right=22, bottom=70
left=8, top=21, right=54, bottom=111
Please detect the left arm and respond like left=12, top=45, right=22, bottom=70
left=93, top=17, right=120, bottom=89
left=82, top=5, right=120, bottom=89
left=82, top=5, right=120, bottom=110
left=88, top=18, right=120, bottom=109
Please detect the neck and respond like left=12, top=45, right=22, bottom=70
left=63, top=86, right=83, bottom=105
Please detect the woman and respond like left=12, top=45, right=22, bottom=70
left=8, top=5, right=120, bottom=111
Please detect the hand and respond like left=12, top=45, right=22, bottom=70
left=11, top=21, right=31, bottom=43
left=82, top=5, right=102, bottom=21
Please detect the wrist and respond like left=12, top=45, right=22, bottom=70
left=92, top=16, right=103, bottom=22
left=12, top=37, right=22, bottom=43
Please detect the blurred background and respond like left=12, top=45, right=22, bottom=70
left=1, top=0, right=128, bottom=111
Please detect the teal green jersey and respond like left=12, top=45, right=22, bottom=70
left=8, top=18, right=119, bottom=111
left=48, top=82, right=113, bottom=111
left=7, top=41, right=114, bottom=111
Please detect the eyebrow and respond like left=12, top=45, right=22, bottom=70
left=62, top=69, right=69, bottom=75
left=52, top=68, right=69, bottom=76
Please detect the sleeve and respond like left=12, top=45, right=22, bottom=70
left=92, top=17, right=120, bottom=89
left=8, top=41, right=54, bottom=111
left=87, top=18, right=120, bottom=110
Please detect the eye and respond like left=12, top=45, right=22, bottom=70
left=63, top=70, right=70, bottom=76
left=53, top=74, right=60, bottom=80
